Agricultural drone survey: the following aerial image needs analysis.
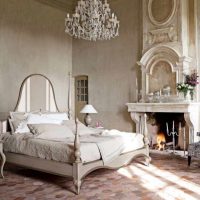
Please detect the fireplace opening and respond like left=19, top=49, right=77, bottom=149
left=147, top=113, right=186, bottom=150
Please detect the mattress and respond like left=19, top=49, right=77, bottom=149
left=1, top=130, right=144, bottom=164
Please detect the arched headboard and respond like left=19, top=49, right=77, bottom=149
left=14, top=73, right=72, bottom=119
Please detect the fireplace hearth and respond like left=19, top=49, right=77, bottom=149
left=147, top=113, right=186, bottom=150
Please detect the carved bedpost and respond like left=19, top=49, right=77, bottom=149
left=73, top=118, right=82, bottom=195
left=143, top=113, right=151, bottom=166
left=74, top=118, right=81, bottom=163
left=68, top=72, right=72, bottom=120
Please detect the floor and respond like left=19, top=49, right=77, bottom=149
left=1, top=153, right=200, bottom=200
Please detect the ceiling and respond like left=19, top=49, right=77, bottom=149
left=34, top=0, right=117, bottom=12
left=34, top=0, right=75, bottom=12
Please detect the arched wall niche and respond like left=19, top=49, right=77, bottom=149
left=147, top=60, right=177, bottom=94
left=138, top=46, right=182, bottom=100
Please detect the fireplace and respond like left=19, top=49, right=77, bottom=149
left=147, top=113, right=187, bottom=150
left=127, top=0, right=200, bottom=150
left=127, top=103, right=200, bottom=146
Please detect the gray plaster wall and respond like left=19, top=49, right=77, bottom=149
left=0, top=0, right=72, bottom=118
left=196, top=0, right=200, bottom=101
left=72, top=0, right=142, bottom=131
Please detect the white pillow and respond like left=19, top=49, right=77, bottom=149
left=15, top=120, right=30, bottom=133
left=9, top=111, right=41, bottom=133
left=15, top=114, right=63, bottom=134
left=10, top=112, right=28, bottom=121
left=62, top=120, right=101, bottom=136
left=41, top=113, right=69, bottom=121
left=27, top=114, right=63, bottom=124
left=27, top=124, right=74, bottom=139
left=9, top=118, right=26, bottom=134
left=10, top=110, right=40, bottom=120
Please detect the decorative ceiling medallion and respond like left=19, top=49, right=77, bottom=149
left=148, top=0, right=177, bottom=26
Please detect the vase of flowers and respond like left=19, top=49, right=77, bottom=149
left=189, top=89, right=194, bottom=101
left=177, top=83, right=190, bottom=99
left=177, top=72, right=199, bottom=101
left=185, top=73, right=199, bottom=101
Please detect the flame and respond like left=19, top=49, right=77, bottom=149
left=157, top=132, right=166, bottom=150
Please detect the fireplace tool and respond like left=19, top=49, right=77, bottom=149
left=166, top=121, right=179, bottom=154
left=166, top=121, right=186, bottom=156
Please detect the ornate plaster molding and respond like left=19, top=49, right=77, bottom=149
left=139, top=45, right=181, bottom=68
left=146, top=26, right=178, bottom=45
left=137, top=45, right=185, bottom=96
left=148, top=0, right=178, bottom=26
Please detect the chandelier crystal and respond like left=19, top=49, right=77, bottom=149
left=65, top=0, right=120, bottom=41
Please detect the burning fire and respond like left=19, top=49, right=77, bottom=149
left=157, top=132, right=166, bottom=151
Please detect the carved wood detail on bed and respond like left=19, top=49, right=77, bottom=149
left=2, top=73, right=150, bottom=195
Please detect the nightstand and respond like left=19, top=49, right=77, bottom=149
left=0, top=140, right=6, bottom=178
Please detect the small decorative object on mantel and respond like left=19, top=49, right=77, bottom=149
left=185, top=73, right=199, bottom=101
left=177, top=72, right=199, bottom=101
left=176, top=83, right=191, bottom=100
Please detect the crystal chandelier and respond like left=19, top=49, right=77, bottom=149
left=65, top=0, right=120, bottom=41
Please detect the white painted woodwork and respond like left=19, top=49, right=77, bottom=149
left=15, top=74, right=59, bottom=112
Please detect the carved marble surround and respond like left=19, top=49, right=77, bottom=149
left=127, top=0, right=200, bottom=144
left=137, top=45, right=193, bottom=98
left=127, top=103, right=200, bottom=144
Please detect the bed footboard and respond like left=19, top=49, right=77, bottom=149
left=72, top=114, right=151, bottom=195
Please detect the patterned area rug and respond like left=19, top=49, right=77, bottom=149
left=1, top=153, right=200, bottom=200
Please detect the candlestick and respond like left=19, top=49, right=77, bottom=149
left=179, top=122, right=181, bottom=131
left=168, top=121, right=179, bottom=154
left=136, top=77, right=138, bottom=88
left=135, top=77, right=138, bottom=102
left=136, top=89, right=138, bottom=102
left=166, top=122, right=169, bottom=135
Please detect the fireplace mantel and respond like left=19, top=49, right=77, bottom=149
left=127, top=102, right=200, bottom=113
left=127, top=102, right=200, bottom=144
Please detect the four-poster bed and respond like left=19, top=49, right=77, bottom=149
left=0, top=73, right=150, bottom=194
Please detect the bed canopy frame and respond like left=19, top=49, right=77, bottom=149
left=3, top=73, right=150, bottom=194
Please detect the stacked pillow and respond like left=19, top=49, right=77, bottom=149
left=9, top=111, right=69, bottom=134
left=9, top=112, right=101, bottom=139
left=27, top=124, right=74, bottom=139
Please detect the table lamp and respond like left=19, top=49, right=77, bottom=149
left=80, top=104, right=98, bottom=126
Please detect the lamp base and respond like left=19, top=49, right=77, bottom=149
left=84, top=114, right=92, bottom=127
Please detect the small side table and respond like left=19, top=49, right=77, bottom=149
left=0, top=140, right=6, bottom=178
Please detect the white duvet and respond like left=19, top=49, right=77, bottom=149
left=1, top=130, right=144, bottom=164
